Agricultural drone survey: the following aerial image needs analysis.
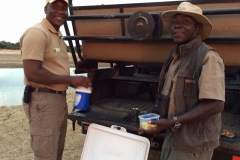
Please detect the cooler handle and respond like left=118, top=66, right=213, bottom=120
left=110, top=125, right=127, bottom=132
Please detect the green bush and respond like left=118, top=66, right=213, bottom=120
left=0, top=41, right=20, bottom=50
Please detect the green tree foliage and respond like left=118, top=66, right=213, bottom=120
left=0, top=41, right=20, bottom=50
left=0, top=40, right=81, bottom=53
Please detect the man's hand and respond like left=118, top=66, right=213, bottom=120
left=139, top=118, right=174, bottom=134
left=70, top=76, right=92, bottom=89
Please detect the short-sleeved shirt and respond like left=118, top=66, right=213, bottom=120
left=20, top=18, right=70, bottom=91
left=162, top=40, right=225, bottom=121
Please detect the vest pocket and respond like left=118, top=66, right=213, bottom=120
left=30, top=127, right=53, bottom=157
left=177, top=70, right=197, bottom=98
left=184, top=79, right=197, bottom=97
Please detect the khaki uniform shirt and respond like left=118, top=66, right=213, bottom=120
left=161, top=38, right=225, bottom=124
left=20, top=18, right=70, bottom=91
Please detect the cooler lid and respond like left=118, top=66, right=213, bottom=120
left=80, top=123, right=150, bottom=160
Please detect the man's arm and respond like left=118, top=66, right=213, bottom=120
left=178, top=99, right=224, bottom=125
left=23, top=59, right=92, bottom=89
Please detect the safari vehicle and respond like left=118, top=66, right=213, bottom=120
left=63, top=0, right=240, bottom=159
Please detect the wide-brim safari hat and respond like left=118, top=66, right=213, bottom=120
left=46, top=0, right=68, bottom=5
left=161, top=2, right=212, bottom=40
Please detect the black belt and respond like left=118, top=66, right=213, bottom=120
left=32, top=88, right=66, bottom=94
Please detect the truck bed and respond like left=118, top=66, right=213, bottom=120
left=218, top=112, right=240, bottom=156
left=69, top=92, right=153, bottom=133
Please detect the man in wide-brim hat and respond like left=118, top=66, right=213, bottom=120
left=140, top=2, right=225, bottom=160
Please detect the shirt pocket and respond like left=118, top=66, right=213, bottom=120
left=30, top=127, right=53, bottom=157
left=176, top=69, right=197, bottom=98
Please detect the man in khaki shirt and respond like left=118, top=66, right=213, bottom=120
left=20, top=0, right=92, bottom=159
left=140, top=2, right=225, bottom=160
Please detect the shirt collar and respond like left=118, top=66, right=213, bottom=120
left=41, top=18, right=63, bottom=37
left=173, top=35, right=202, bottom=58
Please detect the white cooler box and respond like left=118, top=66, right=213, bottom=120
left=80, top=123, right=150, bottom=160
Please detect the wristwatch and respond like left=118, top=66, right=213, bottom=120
left=173, top=116, right=181, bottom=129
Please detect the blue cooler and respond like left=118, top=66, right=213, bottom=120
left=73, top=87, right=92, bottom=112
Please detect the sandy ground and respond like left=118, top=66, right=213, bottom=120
left=0, top=50, right=85, bottom=159
left=0, top=91, right=86, bottom=160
